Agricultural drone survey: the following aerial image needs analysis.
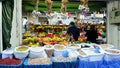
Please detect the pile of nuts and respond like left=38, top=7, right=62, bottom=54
left=53, top=56, right=72, bottom=62
left=28, top=58, right=50, bottom=64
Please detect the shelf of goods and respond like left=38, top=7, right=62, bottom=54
left=22, top=25, right=86, bottom=47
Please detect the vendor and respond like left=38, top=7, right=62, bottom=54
left=67, top=21, right=80, bottom=41
left=85, top=25, right=98, bottom=43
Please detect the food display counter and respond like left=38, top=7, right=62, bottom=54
left=1, top=43, right=120, bottom=68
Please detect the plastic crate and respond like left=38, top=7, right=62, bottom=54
left=24, top=58, right=52, bottom=68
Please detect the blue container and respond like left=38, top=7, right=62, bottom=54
left=78, top=60, right=103, bottom=68
left=94, top=47, right=100, bottom=53
left=52, top=56, right=71, bottom=68
left=70, top=60, right=79, bottom=68
left=53, top=62, right=70, bottom=68
left=101, top=59, right=120, bottom=68
left=24, top=58, right=52, bottom=68
left=62, top=50, right=68, bottom=57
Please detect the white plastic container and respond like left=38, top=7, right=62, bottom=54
left=67, top=44, right=80, bottom=51
left=29, top=46, right=47, bottom=58
left=44, top=44, right=54, bottom=50
left=89, top=54, right=104, bottom=61
left=75, top=49, right=88, bottom=61
left=2, top=48, right=14, bottom=59
left=81, top=48, right=104, bottom=61
left=14, top=46, right=29, bottom=59
left=99, top=44, right=114, bottom=50
left=67, top=50, right=78, bottom=61
left=104, top=49, right=120, bottom=61
left=78, top=56, right=89, bottom=61
left=54, top=44, right=66, bottom=57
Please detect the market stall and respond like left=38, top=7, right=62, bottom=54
left=1, top=0, right=120, bottom=68
left=1, top=43, right=120, bottom=68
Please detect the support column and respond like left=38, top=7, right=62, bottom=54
left=0, top=1, right=3, bottom=52
left=107, top=1, right=119, bottom=49
left=118, top=2, right=120, bottom=49
left=17, top=0, right=22, bottom=44
left=10, top=0, right=22, bottom=46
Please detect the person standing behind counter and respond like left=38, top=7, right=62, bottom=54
left=85, top=25, right=98, bottom=43
left=67, top=21, right=80, bottom=41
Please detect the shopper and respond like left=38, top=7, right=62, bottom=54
left=22, top=17, right=28, bottom=30
left=67, top=21, right=80, bottom=41
left=86, top=25, right=98, bottom=43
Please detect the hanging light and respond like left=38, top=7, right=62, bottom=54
left=32, top=10, right=41, bottom=17
left=78, top=5, right=89, bottom=12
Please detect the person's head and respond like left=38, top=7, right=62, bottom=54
left=24, top=17, right=27, bottom=19
left=70, top=21, right=75, bottom=26
left=74, top=17, right=77, bottom=20
left=90, top=25, right=95, bottom=30
left=74, top=17, right=77, bottom=22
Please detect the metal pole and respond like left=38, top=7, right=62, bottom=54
left=0, top=1, right=3, bottom=52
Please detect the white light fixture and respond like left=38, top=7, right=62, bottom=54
left=32, top=10, right=42, bottom=17
left=78, top=5, right=89, bottom=12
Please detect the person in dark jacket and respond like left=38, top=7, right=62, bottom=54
left=67, top=21, right=80, bottom=41
left=86, top=25, right=98, bottom=43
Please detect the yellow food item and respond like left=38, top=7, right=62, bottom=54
left=28, top=42, right=33, bottom=47
left=23, top=32, right=32, bottom=37
left=59, top=41, right=67, bottom=45
left=16, top=47, right=28, bottom=52
left=43, top=37, right=52, bottom=41
left=44, top=42, right=50, bottom=45
left=38, top=32, right=46, bottom=37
